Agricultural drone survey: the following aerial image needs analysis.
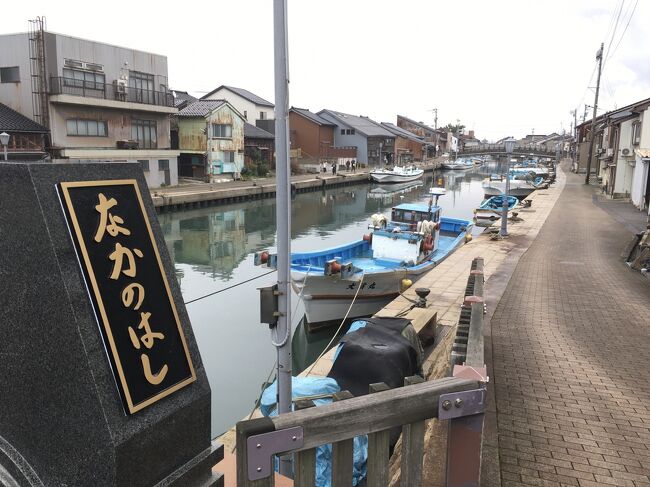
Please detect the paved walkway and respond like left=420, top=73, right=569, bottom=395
left=490, top=165, right=650, bottom=486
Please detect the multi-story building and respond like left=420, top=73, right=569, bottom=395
left=176, top=100, right=245, bottom=179
left=201, top=85, right=274, bottom=129
left=317, top=110, right=395, bottom=166
left=0, top=24, right=178, bottom=187
left=576, top=97, right=650, bottom=213
left=289, top=107, right=356, bottom=170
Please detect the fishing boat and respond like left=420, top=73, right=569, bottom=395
left=482, top=174, right=537, bottom=199
left=441, top=158, right=474, bottom=170
left=288, top=189, right=473, bottom=325
left=474, top=195, right=519, bottom=222
left=369, top=165, right=424, bottom=183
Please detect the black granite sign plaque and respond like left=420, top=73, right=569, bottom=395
left=58, top=179, right=196, bottom=414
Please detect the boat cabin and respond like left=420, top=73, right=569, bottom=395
left=373, top=203, right=441, bottom=265
left=390, top=203, right=440, bottom=229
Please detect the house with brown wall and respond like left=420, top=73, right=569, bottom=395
left=289, top=107, right=356, bottom=167
left=380, top=122, right=425, bottom=163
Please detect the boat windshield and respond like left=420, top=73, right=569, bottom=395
left=391, top=207, right=440, bottom=224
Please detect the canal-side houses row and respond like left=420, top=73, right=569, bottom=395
left=576, top=97, right=650, bottom=214
left=0, top=25, right=455, bottom=187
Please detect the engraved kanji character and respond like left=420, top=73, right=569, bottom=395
left=140, top=354, right=168, bottom=385
left=128, top=311, right=164, bottom=350
left=108, top=243, right=143, bottom=280
left=94, top=193, right=131, bottom=243
left=121, top=283, right=145, bottom=310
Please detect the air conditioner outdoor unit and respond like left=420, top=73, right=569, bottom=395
left=114, top=79, right=127, bottom=94
left=116, top=140, right=139, bottom=150
left=622, top=148, right=631, bottom=156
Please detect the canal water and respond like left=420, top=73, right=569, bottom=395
left=159, top=162, right=502, bottom=437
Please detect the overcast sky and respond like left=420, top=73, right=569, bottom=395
left=5, top=0, right=649, bottom=141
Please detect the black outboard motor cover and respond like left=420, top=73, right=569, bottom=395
left=327, top=317, right=422, bottom=398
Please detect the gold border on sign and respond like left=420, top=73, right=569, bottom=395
left=60, top=179, right=196, bottom=414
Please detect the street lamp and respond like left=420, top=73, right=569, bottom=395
left=501, top=137, right=516, bottom=237
left=0, top=132, right=9, bottom=161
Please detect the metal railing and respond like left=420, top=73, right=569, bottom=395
left=49, top=77, right=174, bottom=108
left=459, top=144, right=558, bottom=156
left=234, top=257, right=488, bottom=486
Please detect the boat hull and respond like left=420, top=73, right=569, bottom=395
left=291, top=218, right=472, bottom=325
left=482, top=180, right=536, bottom=199
left=369, top=170, right=424, bottom=183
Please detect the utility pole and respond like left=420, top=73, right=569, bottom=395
left=585, top=43, right=604, bottom=185
left=272, top=0, right=292, bottom=452
left=430, top=108, right=438, bottom=129
left=571, top=109, right=577, bottom=163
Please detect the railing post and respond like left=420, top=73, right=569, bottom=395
left=401, top=375, right=425, bottom=487
left=236, top=417, right=276, bottom=487
left=367, top=383, right=391, bottom=486
left=330, top=391, right=354, bottom=486
left=293, top=399, right=316, bottom=487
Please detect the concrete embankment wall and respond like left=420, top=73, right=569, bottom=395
left=152, top=165, right=439, bottom=211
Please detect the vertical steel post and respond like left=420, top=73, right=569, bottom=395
left=500, top=156, right=509, bottom=237
left=3, top=145, right=7, bottom=161
left=273, top=0, right=292, bottom=417
left=585, top=43, right=604, bottom=185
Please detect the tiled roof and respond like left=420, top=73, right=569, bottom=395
left=396, top=115, right=436, bottom=133
left=291, top=107, right=334, bottom=126
left=201, top=85, right=274, bottom=107
left=172, top=90, right=198, bottom=108
left=635, top=149, right=650, bottom=159
left=381, top=122, right=425, bottom=142
left=319, top=110, right=394, bottom=137
left=0, top=103, right=48, bottom=133
left=176, top=100, right=226, bottom=117
left=244, top=122, right=274, bottom=139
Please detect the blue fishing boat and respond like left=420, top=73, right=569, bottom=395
left=474, top=195, right=519, bottom=223
left=289, top=190, right=473, bottom=325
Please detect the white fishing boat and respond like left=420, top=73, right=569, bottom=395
left=482, top=174, right=537, bottom=198
left=441, top=158, right=474, bottom=170
left=369, top=165, right=424, bottom=183
left=287, top=189, right=473, bottom=325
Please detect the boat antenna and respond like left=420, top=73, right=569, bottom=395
left=429, top=187, right=446, bottom=213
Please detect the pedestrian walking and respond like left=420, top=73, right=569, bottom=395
left=331, top=162, right=336, bottom=175
left=351, top=159, right=356, bottom=172
left=346, top=160, right=351, bottom=172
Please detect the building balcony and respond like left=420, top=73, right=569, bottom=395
left=49, top=77, right=177, bottom=114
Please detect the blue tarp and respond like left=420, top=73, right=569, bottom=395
left=260, top=376, right=368, bottom=486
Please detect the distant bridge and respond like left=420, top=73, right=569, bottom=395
left=459, top=145, right=558, bottom=158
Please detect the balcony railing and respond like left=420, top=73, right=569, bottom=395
left=49, top=77, right=174, bottom=108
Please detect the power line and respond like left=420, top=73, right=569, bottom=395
left=606, top=0, right=639, bottom=63
left=184, top=269, right=277, bottom=305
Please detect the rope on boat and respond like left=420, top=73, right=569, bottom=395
left=305, top=272, right=366, bottom=376
left=183, top=269, right=277, bottom=305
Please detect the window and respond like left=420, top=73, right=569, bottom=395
left=138, top=160, right=150, bottom=172
left=260, top=111, right=266, bottom=120
left=62, top=68, right=105, bottom=90
left=158, top=159, right=169, bottom=170
left=632, top=121, right=642, bottom=146
left=344, top=129, right=356, bottom=135
left=129, top=71, right=155, bottom=103
left=244, top=110, right=248, bottom=120
left=341, top=129, right=345, bottom=135
left=132, top=119, right=157, bottom=149
left=212, top=124, right=232, bottom=138
left=0, top=66, right=20, bottom=83
left=66, top=119, right=108, bottom=136
left=223, top=151, right=235, bottom=163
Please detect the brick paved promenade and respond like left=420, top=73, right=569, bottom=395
left=490, top=166, right=650, bottom=486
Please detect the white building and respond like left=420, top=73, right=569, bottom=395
left=0, top=24, right=179, bottom=187
left=201, top=85, right=274, bottom=127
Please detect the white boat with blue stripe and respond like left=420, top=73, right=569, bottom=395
left=290, top=190, right=473, bottom=325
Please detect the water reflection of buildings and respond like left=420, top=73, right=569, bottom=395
left=160, top=202, right=276, bottom=280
